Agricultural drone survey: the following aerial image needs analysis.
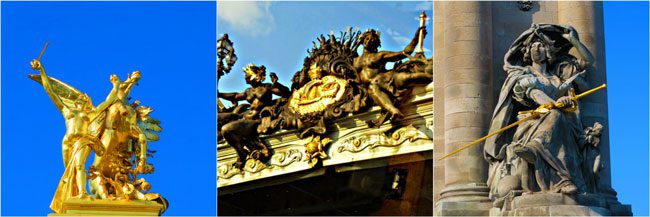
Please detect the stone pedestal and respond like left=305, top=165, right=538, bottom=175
left=48, top=199, right=164, bottom=216
left=488, top=193, right=632, bottom=216
left=436, top=201, right=492, bottom=216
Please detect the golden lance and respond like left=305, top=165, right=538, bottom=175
left=437, top=83, right=607, bottom=161
left=37, top=42, right=49, bottom=61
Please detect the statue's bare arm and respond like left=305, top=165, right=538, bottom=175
left=219, top=91, right=246, bottom=102
left=92, top=75, right=121, bottom=120
left=380, top=27, right=425, bottom=62
left=31, top=59, right=65, bottom=111
left=269, top=73, right=291, bottom=98
left=562, top=26, right=594, bottom=70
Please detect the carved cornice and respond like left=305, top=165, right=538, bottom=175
left=217, top=86, right=433, bottom=188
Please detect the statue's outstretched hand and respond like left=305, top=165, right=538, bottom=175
left=419, top=26, right=428, bottom=38
left=30, top=59, right=42, bottom=70
left=270, top=72, right=279, bottom=84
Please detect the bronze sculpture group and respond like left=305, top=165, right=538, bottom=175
left=217, top=12, right=433, bottom=169
left=30, top=45, right=167, bottom=214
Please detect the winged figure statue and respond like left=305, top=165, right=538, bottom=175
left=30, top=50, right=167, bottom=214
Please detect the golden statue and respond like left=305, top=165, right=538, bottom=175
left=30, top=45, right=167, bottom=214
left=288, top=63, right=348, bottom=115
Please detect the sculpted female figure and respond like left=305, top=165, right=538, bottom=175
left=218, top=64, right=291, bottom=167
left=30, top=59, right=119, bottom=213
left=483, top=24, right=595, bottom=205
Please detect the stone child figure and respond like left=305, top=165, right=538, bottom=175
left=483, top=24, right=597, bottom=206
left=218, top=64, right=291, bottom=168
left=353, top=27, right=433, bottom=121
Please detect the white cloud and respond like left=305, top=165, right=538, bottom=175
left=386, top=28, right=412, bottom=45
left=414, top=1, right=433, bottom=11
left=386, top=28, right=432, bottom=55
left=217, top=2, right=275, bottom=36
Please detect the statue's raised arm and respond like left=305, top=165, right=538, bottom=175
left=30, top=59, right=66, bottom=112
left=561, top=25, right=594, bottom=70
left=378, top=26, right=426, bottom=62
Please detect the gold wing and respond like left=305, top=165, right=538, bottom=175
left=28, top=74, right=89, bottom=110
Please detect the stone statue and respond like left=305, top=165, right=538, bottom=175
left=30, top=45, right=167, bottom=214
left=581, top=122, right=604, bottom=193
left=483, top=23, right=601, bottom=207
left=218, top=64, right=291, bottom=168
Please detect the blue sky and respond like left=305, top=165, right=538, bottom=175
left=1, top=2, right=216, bottom=215
left=603, top=1, right=649, bottom=215
left=217, top=1, right=433, bottom=97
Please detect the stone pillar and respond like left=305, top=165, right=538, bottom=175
left=557, top=1, right=619, bottom=204
left=432, top=0, right=446, bottom=204
left=435, top=2, right=493, bottom=215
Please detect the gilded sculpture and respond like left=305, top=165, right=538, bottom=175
left=30, top=45, right=167, bottom=214
left=304, top=136, right=332, bottom=168
left=288, top=63, right=348, bottom=116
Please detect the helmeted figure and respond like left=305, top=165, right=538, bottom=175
left=484, top=24, right=603, bottom=207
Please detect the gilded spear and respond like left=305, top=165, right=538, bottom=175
left=438, top=84, right=607, bottom=161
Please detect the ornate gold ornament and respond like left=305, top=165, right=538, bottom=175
left=243, top=63, right=266, bottom=83
left=288, top=64, right=348, bottom=115
left=304, top=135, right=332, bottom=168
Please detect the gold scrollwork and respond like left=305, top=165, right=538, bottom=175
left=337, top=125, right=429, bottom=153
left=218, top=149, right=303, bottom=180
